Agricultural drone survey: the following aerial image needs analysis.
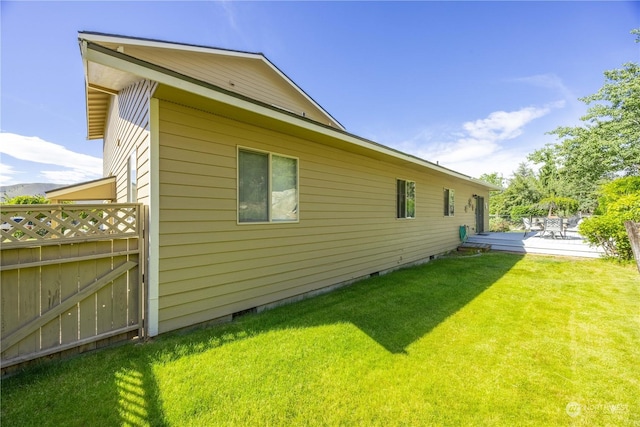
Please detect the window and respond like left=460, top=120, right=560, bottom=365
left=444, top=188, right=455, bottom=216
left=238, top=148, right=298, bottom=223
left=127, top=150, right=137, bottom=203
left=396, top=179, right=415, bottom=219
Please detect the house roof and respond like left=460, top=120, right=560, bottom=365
left=79, top=31, right=344, bottom=139
left=45, top=176, right=116, bottom=203
left=78, top=32, right=501, bottom=191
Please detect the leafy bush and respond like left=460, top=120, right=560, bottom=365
left=509, top=205, right=546, bottom=222
left=489, top=217, right=511, bottom=232
left=595, top=176, right=640, bottom=215
left=536, top=196, right=579, bottom=217
left=3, top=195, right=49, bottom=205
left=579, top=179, right=640, bottom=261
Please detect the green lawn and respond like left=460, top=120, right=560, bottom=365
left=2, top=253, right=639, bottom=426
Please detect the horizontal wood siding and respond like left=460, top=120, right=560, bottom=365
left=99, top=43, right=337, bottom=127
left=103, top=79, right=157, bottom=203
left=156, top=100, right=489, bottom=333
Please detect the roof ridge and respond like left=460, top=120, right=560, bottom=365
left=78, top=31, right=264, bottom=57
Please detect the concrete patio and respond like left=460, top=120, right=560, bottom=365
left=465, top=231, right=605, bottom=258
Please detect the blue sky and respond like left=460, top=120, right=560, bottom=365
left=1, top=1, right=638, bottom=186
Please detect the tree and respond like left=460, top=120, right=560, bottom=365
left=478, top=172, right=505, bottom=188
left=530, top=29, right=640, bottom=211
left=501, top=163, right=544, bottom=220
left=3, top=195, right=49, bottom=205
left=528, top=146, right=561, bottom=199
left=479, top=172, right=506, bottom=216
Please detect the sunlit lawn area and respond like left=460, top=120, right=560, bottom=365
left=2, top=253, right=639, bottom=426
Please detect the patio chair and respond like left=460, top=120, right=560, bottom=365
left=565, top=218, right=584, bottom=237
left=523, top=217, right=544, bottom=237
left=541, top=217, right=564, bottom=239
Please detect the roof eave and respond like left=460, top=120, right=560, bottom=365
left=79, top=31, right=345, bottom=131
left=81, top=39, right=496, bottom=190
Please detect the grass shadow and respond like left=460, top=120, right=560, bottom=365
left=156, top=252, right=523, bottom=357
left=0, top=341, right=169, bottom=426
left=1, top=253, right=523, bottom=425
left=265, top=252, right=524, bottom=354
left=114, top=353, right=169, bottom=426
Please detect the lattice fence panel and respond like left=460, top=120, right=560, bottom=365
left=1, top=204, right=141, bottom=248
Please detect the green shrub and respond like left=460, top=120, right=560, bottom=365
left=489, top=217, right=511, bottom=232
left=595, top=176, right=640, bottom=215
left=3, top=195, right=49, bottom=205
left=536, top=196, right=579, bottom=217
left=579, top=192, right=640, bottom=261
left=509, top=205, right=546, bottom=222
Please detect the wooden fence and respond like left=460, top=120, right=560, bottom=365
left=1, top=204, right=145, bottom=372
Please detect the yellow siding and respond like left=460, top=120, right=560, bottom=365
left=156, top=100, right=490, bottom=333
left=95, top=42, right=338, bottom=128
left=103, top=80, right=157, bottom=203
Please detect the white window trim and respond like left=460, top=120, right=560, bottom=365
left=444, top=187, right=455, bottom=217
left=237, top=146, right=300, bottom=225
left=127, top=149, right=137, bottom=203
left=396, top=178, right=416, bottom=219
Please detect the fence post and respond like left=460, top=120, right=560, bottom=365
left=624, top=221, right=640, bottom=274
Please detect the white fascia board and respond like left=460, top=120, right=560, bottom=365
left=80, top=32, right=261, bottom=60
left=80, top=40, right=92, bottom=141
left=84, top=44, right=492, bottom=189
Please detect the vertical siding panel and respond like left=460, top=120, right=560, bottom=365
left=40, top=245, right=62, bottom=350
left=111, top=240, right=129, bottom=330
left=59, top=244, right=80, bottom=344
left=78, top=242, right=98, bottom=340
left=1, top=250, right=20, bottom=359
left=95, top=241, right=114, bottom=335
left=17, top=249, right=40, bottom=355
left=124, top=258, right=141, bottom=325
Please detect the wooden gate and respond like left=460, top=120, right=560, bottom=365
left=1, top=203, right=145, bottom=372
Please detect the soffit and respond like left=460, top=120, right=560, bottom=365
left=84, top=59, right=144, bottom=140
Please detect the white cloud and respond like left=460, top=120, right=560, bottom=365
left=0, top=133, right=102, bottom=185
left=0, top=163, right=22, bottom=186
left=513, top=73, right=576, bottom=101
left=392, top=104, right=563, bottom=178
left=463, top=106, right=551, bottom=141
left=220, top=1, right=238, bottom=30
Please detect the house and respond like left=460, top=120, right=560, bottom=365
left=51, top=32, right=499, bottom=337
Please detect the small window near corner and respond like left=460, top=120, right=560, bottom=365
left=127, top=150, right=137, bottom=203
left=444, top=188, right=454, bottom=216
left=396, top=179, right=415, bottom=219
